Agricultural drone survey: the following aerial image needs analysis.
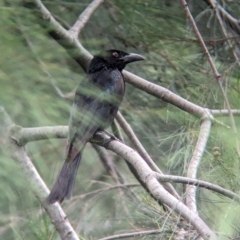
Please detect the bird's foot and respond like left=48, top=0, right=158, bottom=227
left=98, top=130, right=121, bottom=148
left=102, top=130, right=118, bottom=141
left=93, top=130, right=120, bottom=148
left=102, top=131, right=119, bottom=149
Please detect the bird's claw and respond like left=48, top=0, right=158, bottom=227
left=103, top=137, right=113, bottom=149
left=95, top=130, right=119, bottom=148
left=102, top=130, right=118, bottom=141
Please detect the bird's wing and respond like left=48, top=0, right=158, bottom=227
left=66, top=97, right=101, bottom=162
left=66, top=70, right=124, bottom=162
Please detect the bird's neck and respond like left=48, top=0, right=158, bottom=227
left=88, top=57, right=122, bottom=74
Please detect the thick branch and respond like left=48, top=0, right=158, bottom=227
left=72, top=184, right=139, bottom=201
left=11, top=146, right=79, bottom=240
left=33, top=0, right=92, bottom=71
left=17, top=126, right=68, bottom=145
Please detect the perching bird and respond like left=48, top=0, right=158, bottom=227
left=47, top=49, right=144, bottom=204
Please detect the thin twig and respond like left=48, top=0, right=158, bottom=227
left=112, top=118, right=124, bottom=142
left=71, top=183, right=139, bottom=201
left=203, top=0, right=240, bottom=35
left=154, top=173, right=240, bottom=204
left=181, top=0, right=220, bottom=78
left=98, top=229, right=174, bottom=240
left=17, top=19, right=75, bottom=100
left=181, top=0, right=240, bottom=156
left=210, top=109, right=240, bottom=116
left=69, top=0, right=104, bottom=38
left=92, top=144, right=121, bottom=184
left=213, top=1, right=240, bottom=155
left=215, top=8, right=240, bottom=62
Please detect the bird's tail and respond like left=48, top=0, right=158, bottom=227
left=46, top=151, right=82, bottom=204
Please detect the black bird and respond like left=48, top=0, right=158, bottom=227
left=47, top=49, right=144, bottom=204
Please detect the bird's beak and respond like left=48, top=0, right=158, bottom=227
left=120, top=53, right=145, bottom=63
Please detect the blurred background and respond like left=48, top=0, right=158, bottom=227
left=0, top=0, right=240, bottom=239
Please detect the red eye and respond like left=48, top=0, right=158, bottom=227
left=112, top=52, right=119, bottom=57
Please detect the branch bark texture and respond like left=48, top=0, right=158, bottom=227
left=186, top=119, right=212, bottom=213
left=0, top=107, right=79, bottom=240
left=69, top=0, right=105, bottom=37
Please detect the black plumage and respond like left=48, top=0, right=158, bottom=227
left=47, top=49, right=144, bottom=204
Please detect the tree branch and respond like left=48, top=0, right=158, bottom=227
left=13, top=125, right=240, bottom=203
left=181, top=0, right=240, bottom=155
left=103, top=135, right=217, bottom=240
left=6, top=121, right=217, bottom=239
left=0, top=107, right=79, bottom=240
left=16, top=126, right=67, bottom=145
left=210, top=109, right=240, bottom=116
left=92, top=144, right=121, bottom=184
left=71, top=183, right=139, bottom=201
left=123, top=71, right=210, bottom=119
left=203, top=0, right=240, bottom=35
left=17, top=18, right=75, bottom=100
left=186, top=119, right=212, bottom=213
left=98, top=229, right=174, bottom=240
left=116, top=111, right=181, bottom=200
left=24, top=0, right=213, bottom=122
left=17, top=1, right=223, bottom=238
left=11, top=123, right=240, bottom=206
left=154, top=174, right=240, bottom=204
left=69, top=0, right=105, bottom=38
left=33, top=0, right=92, bottom=71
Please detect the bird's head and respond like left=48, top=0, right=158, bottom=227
left=88, top=49, right=145, bottom=73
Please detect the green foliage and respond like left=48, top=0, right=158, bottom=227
left=1, top=0, right=240, bottom=239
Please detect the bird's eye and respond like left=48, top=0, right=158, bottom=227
left=112, top=52, right=119, bottom=58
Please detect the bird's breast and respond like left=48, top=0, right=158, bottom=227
left=86, top=69, right=125, bottom=106
left=106, top=70, right=125, bottom=96
left=109, top=70, right=122, bottom=83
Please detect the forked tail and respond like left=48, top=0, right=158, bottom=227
left=46, top=151, right=82, bottom=204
